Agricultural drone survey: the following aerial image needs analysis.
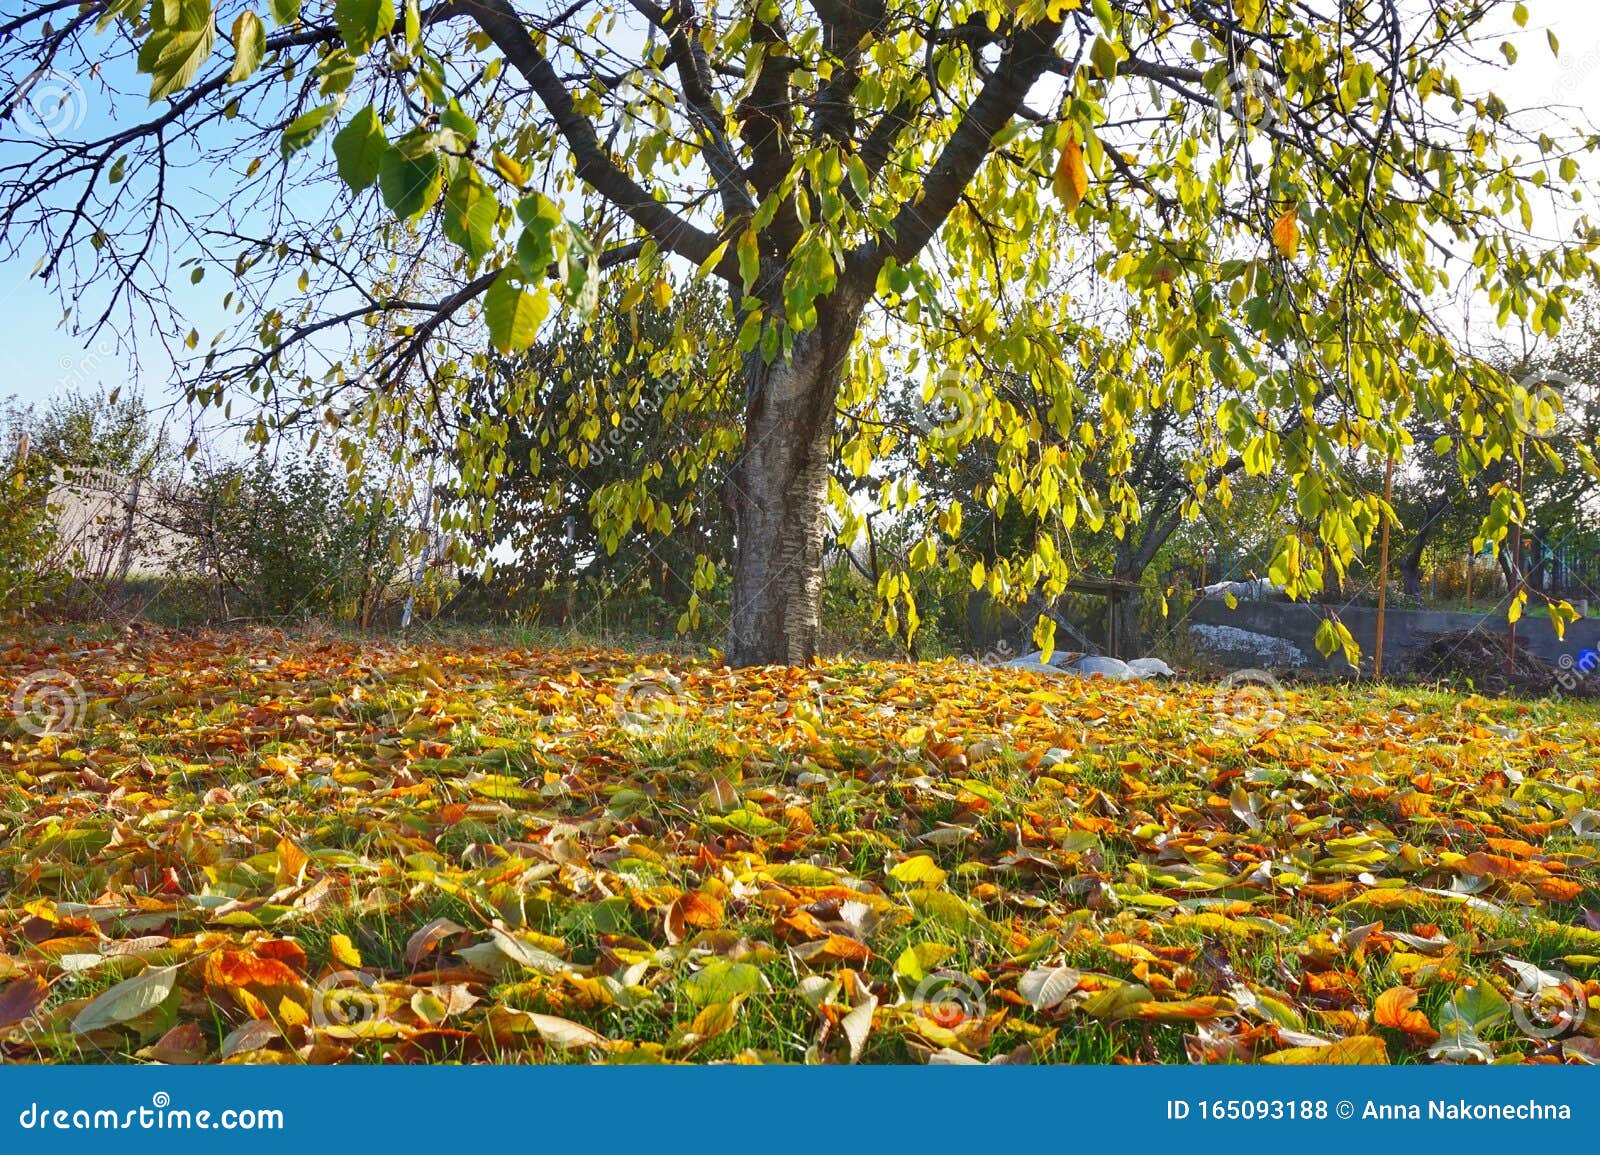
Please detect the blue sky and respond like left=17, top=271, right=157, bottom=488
left=0, top=48, right=231, bottom=418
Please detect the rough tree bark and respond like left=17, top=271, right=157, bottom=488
left=725, top=294, right=866, bottom=666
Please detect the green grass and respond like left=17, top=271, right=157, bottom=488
left=0, top=628, right=1596, bottom=1064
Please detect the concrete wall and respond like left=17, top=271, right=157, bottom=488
left=1187, top=596, right=1600, bottom=671
left=46, top=468, right=193, bottom=578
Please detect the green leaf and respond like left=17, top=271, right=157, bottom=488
left=681, top=961, right=764, bottom=1007
left=484, top=274, right=549, bottom=353
left=138, top=0, right=216, bottom=102
left=894, top=943, right=955, bottom=982
left=514, top=192, right=564, bottom=276
left=443, top=167, right=498, bottom=260
left=332, top=104, right=387, bottom=191
left=737, top=228, right=760, bottom=292
left=269, top=0, right=300, bottom=25
left=333, top=0, right=396, bottom=54
left=1440, top=981, right=1510, bottom=1031
left=280, top=100, right=342, bottom=159
left=72, top=965, right=181, bottom=1034
left=315, top=50, right=357, bottom=96
left=227, top=11, right=265, bottom=84
left=378, top=145, right=442, bottom=217
left=439, top=103, right=478, bottom=142
left=1090, top=35, right=1120, bottom=79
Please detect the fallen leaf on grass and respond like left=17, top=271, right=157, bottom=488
left=1264, top=1035, right=1387, bottom=1065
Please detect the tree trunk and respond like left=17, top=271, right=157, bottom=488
left=725, top=295, right=863, bottom=666
left=1399, top=531, right=1427, bottom=595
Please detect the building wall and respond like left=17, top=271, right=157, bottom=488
left=45, top=467, right=193, bottom=578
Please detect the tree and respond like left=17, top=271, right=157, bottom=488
left=5, top=0, right=1598, bottom=664
left=1390, top=305, right=1600, bottom=600
left=0, top=421, right=60, bottom=615
left=181, top=450, right=411, bottom=620
left=452, top=274, right=738, bottom=620
left=7, top=388, right=175, bottom=480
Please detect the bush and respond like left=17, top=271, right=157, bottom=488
left=186, top=454, right=411, bottom=622
left=0, top=452, right=61, bottom=616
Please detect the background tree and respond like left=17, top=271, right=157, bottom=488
left=181, top=450, right=411, bottom=620
left=2, top=388, right=174, bottom=480
left=1388, top=306, right=1600, bottom=600
left=5, top=0, right=1598, bottom=664
left=453, top=274, right=739, bottom=625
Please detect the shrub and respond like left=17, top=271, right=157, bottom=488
left=186, top=454, right=411, bottom=622
left=0, top=450, right=61, bottom=616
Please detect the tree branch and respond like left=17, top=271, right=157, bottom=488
left=852, top=15, right=1064, bottom=279
left=464, top=0, right=734, bottom=278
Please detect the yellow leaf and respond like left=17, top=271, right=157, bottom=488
left=275, top=837, right=309, bottom=887
left=276, top=995, right=309, bottom=1028
left=411, top=990, right=449, bottom=1025
left=652, top=277, right=673, bottom=308
left=889, top=855, right=948, bottom=886
left=1054, top=136, right=1089, bottom=210
left=1272, top=209, right=1299, bottom=258
left=685, top=999, right=741, bottom=1040
left=491, top=150, right=528, bottom=187
left=1264, top=1034, right=1387, bottom=1064
left=330, top=934, right=362, bottom=969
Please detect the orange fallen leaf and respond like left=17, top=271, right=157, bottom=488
left=204, top=947, right=302, bottom=991
left=1373, top=984, right=1438, bottom=1042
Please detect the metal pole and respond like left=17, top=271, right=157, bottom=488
left=1509, top=456, right=1524, bottom=676
left=1374, top=455, right=1395, bottom=678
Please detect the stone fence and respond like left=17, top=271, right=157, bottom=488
left=1187, top=596, right=1600, bottom=672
